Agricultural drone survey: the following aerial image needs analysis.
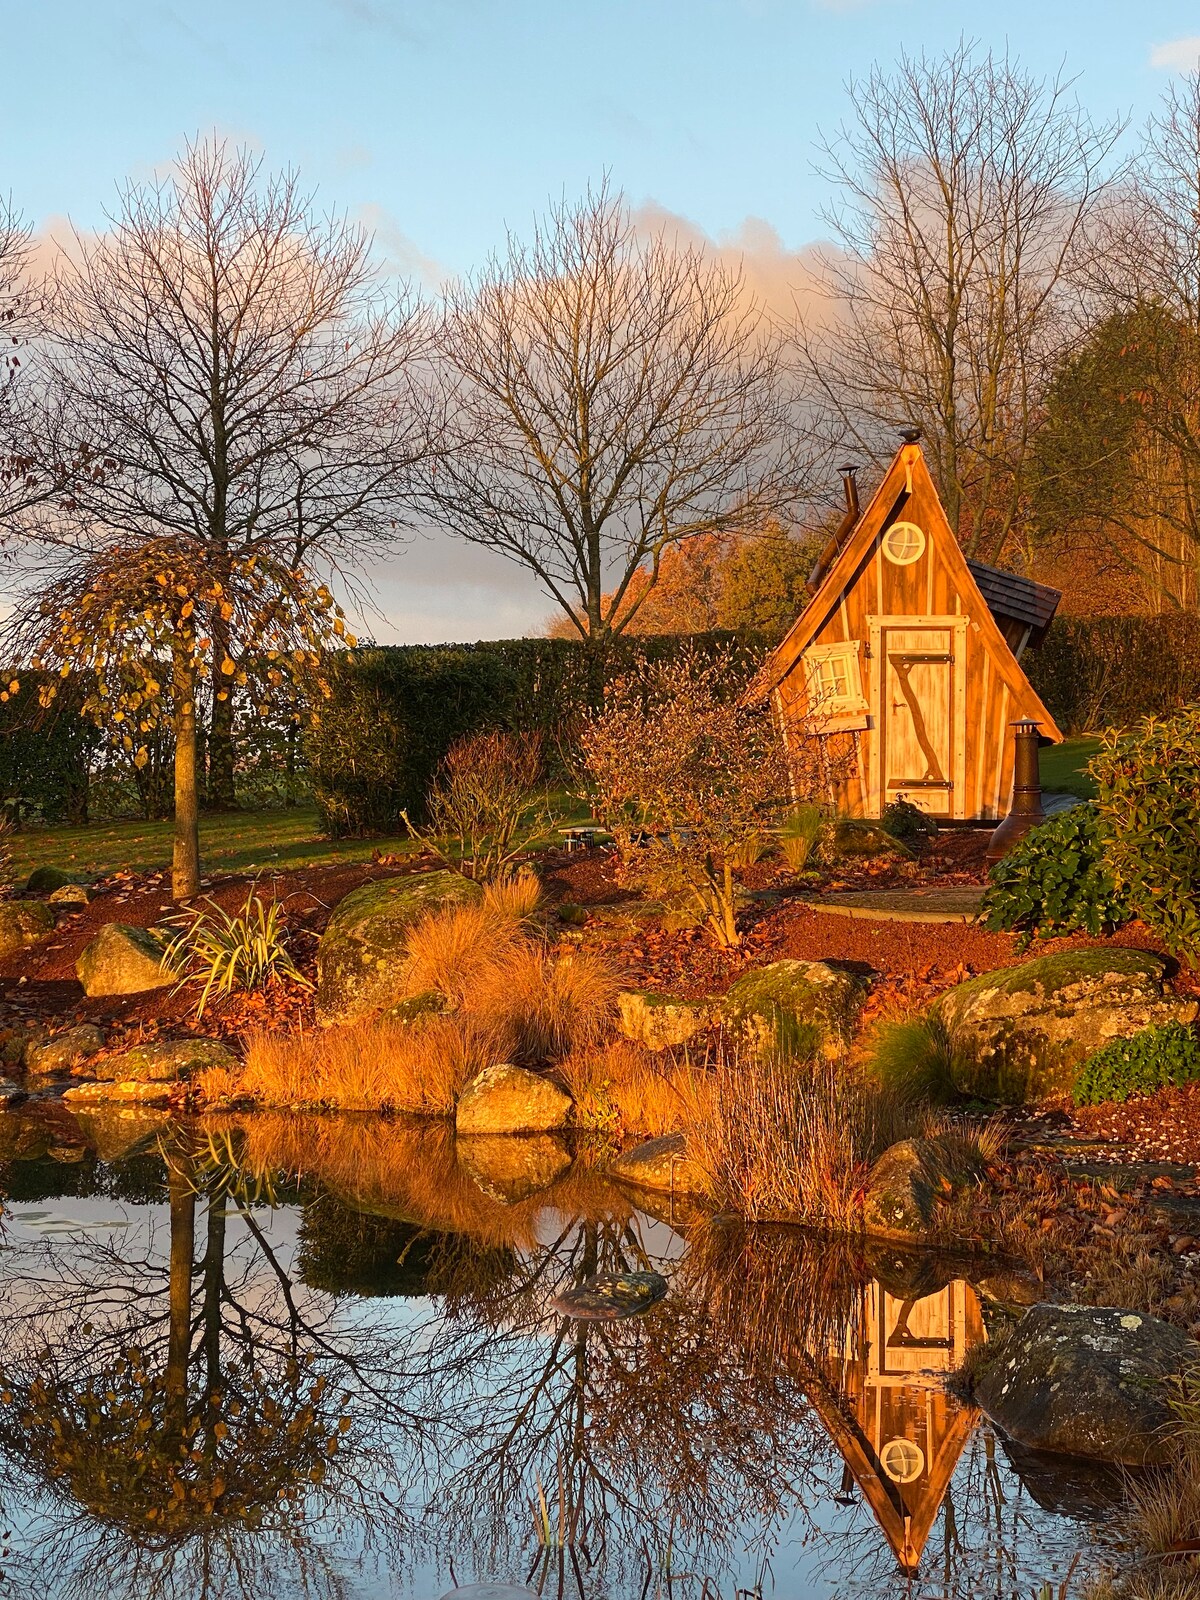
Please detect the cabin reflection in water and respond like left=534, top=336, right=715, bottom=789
left=805, top=1277, right=984, bottom=1576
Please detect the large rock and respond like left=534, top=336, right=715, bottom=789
left=88, top=1037, right=235, bottom=1083
left=609, top=1132, right=709, bottom=1196
left=455, top=1062, right=573, bottom=1135
left=25, top=1023, right=106, bottom=1075
left=0, top=900, right=55, bottom=959
left=721, top=959, right=871, bottom=1060
left=863, top=1133, right=989, bottom=1238
left=70, top=1105, right=171, bottom=1162
left=457, top=1132, right=572, bottom=1203
left=48, top=883, right=91, bottom=908
left=25, top=865, right=88, bottom=894
left=616, top=989, right=713, bottom=1051
left=933, top=949, right=1197, bottom=1103
left=63, top=1081, right=174, bottom=1107
left=975, top=1303, right=1196, bottom=1466
left=76, top=923, right=174, bottom=997
left=315, top=872, right=481, bottom=1026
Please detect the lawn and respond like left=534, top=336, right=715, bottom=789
left=1040, top=735, right=1101, bottom=800
left=8, top=806, right=421, bottom=881
left=8, top=792, right=594, bottom=883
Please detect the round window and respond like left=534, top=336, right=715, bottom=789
left=880, top=1437, right=925, bottom=1484
left=882, top=521, right=926, bottom=566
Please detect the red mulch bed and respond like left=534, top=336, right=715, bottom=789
left=1074, top=1084, right=1200, bottom=1166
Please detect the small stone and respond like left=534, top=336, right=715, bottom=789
left=863, top=1133, right=990, bottom=1238
left=25, top=1023, right=106, bottom=1075
left=455, top=1063, right=573, bottom=1135
left=616, top=989, right=714, bottom=1051
left=76, top=923, right=174, bottom=997
left=47, top=883, right=91, bottom=908
left=551, top=1270, right=668, bottom=1321
left=438, top=1588, right=538, bottom=1600
left=0, top=900, right=56, bottom=960
left=63, top=1081, right=174, bottom=1107
left=609, top=1132, right=709, bottom=1196
left=721, top=958, right=871, bottom=1060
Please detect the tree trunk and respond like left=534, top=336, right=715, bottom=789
left=166, top=1148, right=197, bottom=1433
left=206, top=610, right=237, bottom=809
left=172, top=650, right=202, bottom=900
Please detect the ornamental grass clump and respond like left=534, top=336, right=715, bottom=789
left=163, top=891, right=310, bottom=1016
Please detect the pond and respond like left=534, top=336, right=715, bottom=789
left=0, top=1105, right=1123, bottom=1600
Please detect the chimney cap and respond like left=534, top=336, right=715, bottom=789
left=838, top=462, right=858, bottom=475
left=899, top=427, right=922, bottom=444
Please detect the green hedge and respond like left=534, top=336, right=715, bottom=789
left=305, top=633, right=770, bottom=837
left=0, top=676, right=101, bottom=824
left=1028, top=615, right=1200, bottom=734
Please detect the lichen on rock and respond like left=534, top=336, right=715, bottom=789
left=76, top=923, right=174, bottom=997
left=721, top=958, right=871, bottom=1060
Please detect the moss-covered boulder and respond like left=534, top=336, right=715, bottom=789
left=25, top=865, right=89, bottom=894
left=609, top=1132, right=709, bottom=1196
left=48, top=883, right=91, bottom=908
left=315, top=872, right=481, bottom=1026
left=457, top=1132, right=573, bottom=1203
left=721, top=959, right=871, bottom=1059
left=616, top=990, right=714, bottom=1051
left=933, top=949, right=1198, bottom=1104
left=76, top=923, right=174, bottom=997
left=863, top=1132, right=990, bottom=1238
left=89, top=1038, right=235, bottom=1083
left=25, top=1023, right=106, bottom=1075
left=0, top=900, right=55, bottom=960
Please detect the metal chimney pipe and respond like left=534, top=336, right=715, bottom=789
left=986, top=721, right=1046, bottom=866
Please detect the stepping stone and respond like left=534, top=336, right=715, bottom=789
left=802, top=886, right=984, bottom=925
left=550, top=1270, right=668, bottom=1321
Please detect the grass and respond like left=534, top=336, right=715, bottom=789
left=558, top=1039, right=706, bottom=1139
left=1040, top=735, right=1101, bottom=799
left=867, top=1013, right=959, bottom=1103
left=7, top=792, right=591, bottom=883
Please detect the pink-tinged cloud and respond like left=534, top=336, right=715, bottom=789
left=1150, top=37, right=1200, bottom=71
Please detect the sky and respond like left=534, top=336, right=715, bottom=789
left=5, top=0, right=1200, bottom=643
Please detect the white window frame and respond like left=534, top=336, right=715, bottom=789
left=802, top=640, right=867, bottom=722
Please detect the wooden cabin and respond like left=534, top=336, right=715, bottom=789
left=803, top=1276, right=985, bottom=1576
left=760, top=439, right=1063, bottom=822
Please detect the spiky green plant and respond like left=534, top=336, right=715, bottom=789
left=778, top=804, right=824, bottom=872
left=162, top=892, right=310, bottom=1017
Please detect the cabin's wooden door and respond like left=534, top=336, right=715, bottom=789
left=869, top=618, right=967, bottom=819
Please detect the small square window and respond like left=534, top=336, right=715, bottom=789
left=804, top=643, right=866, bottom=720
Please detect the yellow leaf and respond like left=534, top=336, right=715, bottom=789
left=220, top=657, right=236, bottom=675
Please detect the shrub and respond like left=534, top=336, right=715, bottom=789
left=881, top=797, right=937, bottom=843
left=580, top=648, right=789, bottom=947
left=1092, top=706, right=1200, bottom=964
left=981, top=803, right=1129, bottom=941
left=1073, top=1022, right=1200, bottom=1107
left=400, top=901, right=529, bottom=1008
left=411, top=730, right=549, bottom=882
left=1028, top=614, right=1200, bottom=735
left=778, top=804, right=823, bottom=872
left=163, top=893, right=310, bottom=1016
left=868, top=1013, right=958, bottom=1103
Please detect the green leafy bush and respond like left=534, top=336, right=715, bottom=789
left=1073, top=1022, right=1200, bottom=1107
left=981, top=804, right=1129, bottom=940
left=1091, top=706, right=1200, bottom=965
left=882, top=797, right=937, bottom=843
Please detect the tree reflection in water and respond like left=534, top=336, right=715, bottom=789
left=0, top=1111, right=1100, bottom=1600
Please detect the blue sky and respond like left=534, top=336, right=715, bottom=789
left=6, top=0, right=1200, bottom=640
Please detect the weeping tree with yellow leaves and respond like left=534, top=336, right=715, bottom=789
left=5, top=536, right=353, bottom=897
left=3, top=138, right=428, bottom=828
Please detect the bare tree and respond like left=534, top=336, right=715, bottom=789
left=4, top=140, right=428, bottom=893
left=424, top=182, right=809, bottom=642
left=799, top=42, right=1123, bottom=563
left=0, top=200, right=45, bottom=528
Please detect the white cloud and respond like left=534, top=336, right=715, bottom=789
left=1150, top=37, right=1200, bottom=71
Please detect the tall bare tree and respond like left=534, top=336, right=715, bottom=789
left=5, top=140, right=427, bottom=894
left=799, top=43, right=1123, bottom=563
left=424, top=183, right=809, bottom=642
left=0, top=201, right=46, bottom=529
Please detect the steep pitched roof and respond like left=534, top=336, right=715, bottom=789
left=967, top=560, right=1061, bottom=646
left=759, top=442, right=1063, bottom=740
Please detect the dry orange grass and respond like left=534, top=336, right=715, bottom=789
left=473, top=943, right=622, bottom=1062
left=223, top=1013, right=509, bottom=1114
left=481, top=867, right=544, bottom=923
left=400, top=900, right=528, bottom=1007
left=558, top=1039, right=709, bottom=1138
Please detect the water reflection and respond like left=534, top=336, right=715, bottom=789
left=0, top=1106, right=1110, bottom=1600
